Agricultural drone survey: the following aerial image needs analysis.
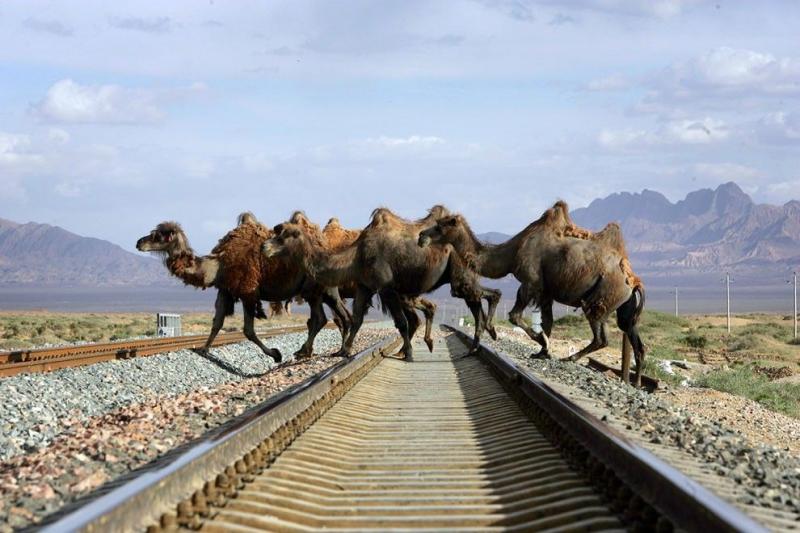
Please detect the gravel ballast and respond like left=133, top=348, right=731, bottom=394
left=0, top=325, right=395, bottom=531
left=0, top=327, right=374, bottom=461
left=482, top=328, right=800, bottom=518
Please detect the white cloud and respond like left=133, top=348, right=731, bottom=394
left=692, top=163, right=762, bottom=183
left=648, top=47, right=800, bottom=106
left=0, top=132, right=45, bottom=173
left=366, top=135, right=445, bottom=148
left=23, top=17, right=73, bottom=37
left=755, top=111, right=800, bottom=145
left=31, top=79, right=207, bottom=125
left=32, top=79, right=164, bottom=124
left=108, top=16, right=173, bottom=34
left=586, top=74, right=629, bottom=91
left=241, top=153, right=274, bottom=174
left=539, top=0, right=700, bottom=18
left=47, top=128, right=71, bottom=144
left=598, top=117, right=728, bottom=149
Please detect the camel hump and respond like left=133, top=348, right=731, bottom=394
left=593, top=222, right=627, bottom=253
left=237, top=212, right=258, bottom=226
left=427, top=204, right=451, bottom=219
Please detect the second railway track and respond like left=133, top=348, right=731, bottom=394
left=39, top=326, right=775, bottom=533
left=0, top=324, right=322, bottom=377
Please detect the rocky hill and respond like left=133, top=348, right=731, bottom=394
left=569, top=182, right=800, bottom=276
left=0, top=218, right=169, bottom=286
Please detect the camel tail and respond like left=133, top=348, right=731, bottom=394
left=633, top=283, right=645, bottom=323
left=376, top=293, right=390, bottom=316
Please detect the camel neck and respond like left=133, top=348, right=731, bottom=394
left=166, top=248, right=217, bottom=288
left=304, top=243, right=359, bottom=287
left=453, top=229, right=518, bottom=279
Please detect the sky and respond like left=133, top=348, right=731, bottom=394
left=1, top=0, right=799, bottom=253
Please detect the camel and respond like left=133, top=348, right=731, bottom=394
left=263, top=207, right=500, bottom=360
left=322, top=216, right=438, bottom=352
left=136, top=213, right=351, bottom=362
left=418, top=201, right=647, bottom=386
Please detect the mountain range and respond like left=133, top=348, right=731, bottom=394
left=569, top=182, right=799, bottom=276
left=1, top=181, right=798, bottom=287
left=0, top=218, right=168, bottom=286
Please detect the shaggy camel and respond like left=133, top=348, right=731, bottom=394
left=263, top=207, right=500, bottom=360
left=322, top=216, right=439, bottom=351
left=136, top=213, right=351, bottom=362
left=418, top=201, right=647, bottom=386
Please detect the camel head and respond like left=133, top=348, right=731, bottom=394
left=262, top=223, right=307, bottom=259
left=417, top=215, right=463, bottom=248
left=136, top=222, right=187, bottom=254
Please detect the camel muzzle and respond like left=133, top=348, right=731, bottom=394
left=418, top=234, right=431, bottom=248
left=135, top=236, right=150, bottom=251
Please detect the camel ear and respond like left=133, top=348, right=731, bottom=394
left=444, top=217, right=458, bottom=227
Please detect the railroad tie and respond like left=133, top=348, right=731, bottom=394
left=200, top=336, right=623, bottom=532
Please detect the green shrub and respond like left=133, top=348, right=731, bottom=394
left=554, top=314, right=583, bottom=326
left=683, top=332, right=707, bottom=349
left=696, top=365, right=800, bottom=417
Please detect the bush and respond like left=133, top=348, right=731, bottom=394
left=683, top=332, right=707, bottom=349
left=555, top=314, right=583, bottom=326
left=696, top=365, right=800, bottom=417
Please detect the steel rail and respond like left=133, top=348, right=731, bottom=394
left=446, top=325, right=766, bottom=533
left=38, top=327, right=769, bottom=532
left=39, top=334, right=402, bottom=533
left=0, top=324, right=325, bottom=377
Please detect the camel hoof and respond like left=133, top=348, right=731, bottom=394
left=530, top=350, right=550, bottom=360
left=467, top=347, right=481, bottom=357
left=425, top=338, right=434, bottom=352
left=293, top=348, right=312, bottom=360
left=404, top=354, right=414, bottom=362
left=487, top=326, right=498, bottom=341
left=268, top=349, right=283, bottom=363
left=193, top=347, right=210, bottom=357
left=334, top=349, right=351, bottom=358
left=565, top=354, right=581, bottom=362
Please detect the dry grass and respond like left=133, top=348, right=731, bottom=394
left=0, top=311, right=305, bottom=350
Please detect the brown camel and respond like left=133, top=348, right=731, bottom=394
left=418, top=201, right=647, bottom=386
left=322, top=216, right=438, bottom=352
left=136, top=213, right=351, bottom=362
left=263, top=207, right=500, bottom=360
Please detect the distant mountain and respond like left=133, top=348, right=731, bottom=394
left=570, top=182, right=800, bottom=275
left=0, top=218, right=170, bottom=286
left=474, top=182, right=800, bottom=280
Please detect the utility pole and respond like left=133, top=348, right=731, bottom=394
left=790, top=272, right=798, bottom=339
left=674, top=287, right=679, bottom=317
left=724, top=272, right=732, bottom=334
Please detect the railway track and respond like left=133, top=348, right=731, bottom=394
left=37, top=327, right=775, bottom=533
left=0, top=324, right=317, bottom=378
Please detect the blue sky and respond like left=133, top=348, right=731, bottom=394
left=1, top=0, right=799, bottom=252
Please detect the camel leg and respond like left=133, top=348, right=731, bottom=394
left=413, top=297, right=436, bottom=352
left=243, top=304, right=282, bottom=363
left=381, top=291, right=413, bottom=360
left=465, top=298, right=486, bottom=355
left=617, top=294, right=646, bottom=388
left=322, top=287, right=352, bottom=350
left=340, top=286, right=372, bottom=357
left=541, top=300, right=554, bottom=337
left=402, top=301, right=421, bottom=343
left=481, top=286, right=501, bottom=340
left=509, top=285, right=550, bottom=358
left=199, top=290, right=232, bottom=355
left=295, top=295, right=327, bottom=359
left=567, top=318, right=608, bottom=362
